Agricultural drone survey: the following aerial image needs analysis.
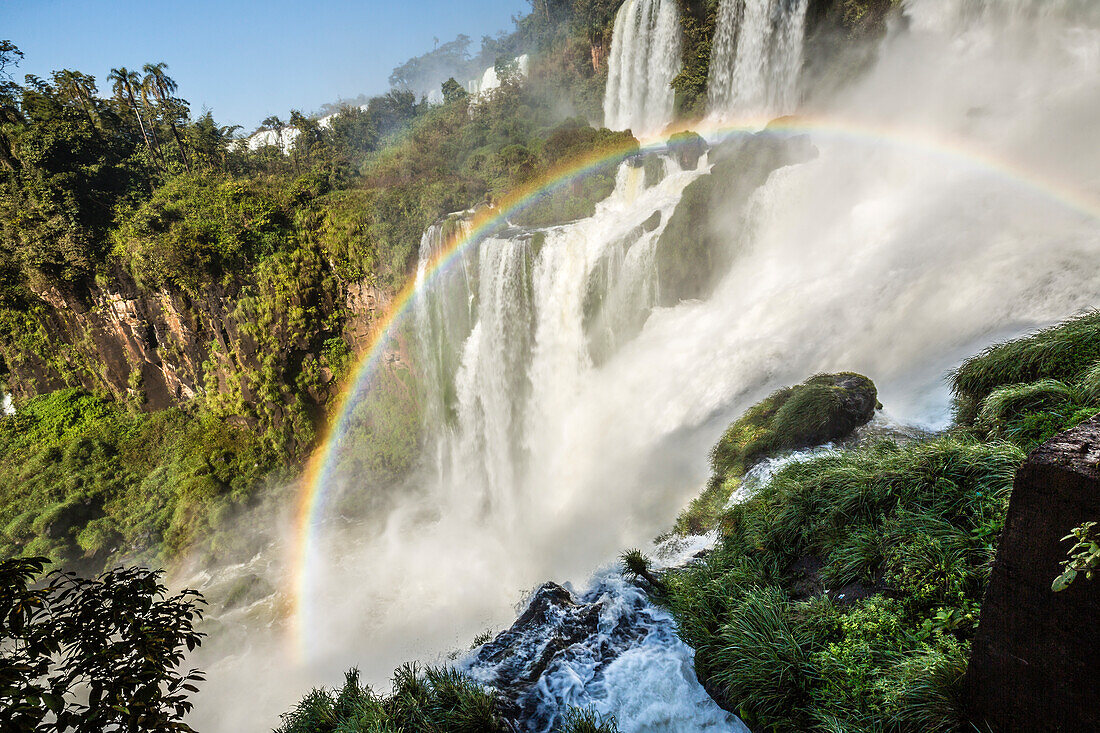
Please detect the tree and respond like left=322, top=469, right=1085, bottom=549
left=0, top=40, right=23, bottom=81
left=108, top=67, right=157, bottom=166
left=0, top=557, right=206, bottom=732
left=142, top=62, right=190, bottom=172
left=0, top=41, right=24, bottom=172
left=441, top=77, right=467, bottom=104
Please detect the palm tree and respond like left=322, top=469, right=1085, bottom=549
left=142, top=62, right=190, bottom=172
left=108, top=67, right=157, bottom=165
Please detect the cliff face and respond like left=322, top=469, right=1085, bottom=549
left=965, top=415, right=1100, bottom=732
left=0, top=266, right=385, bottom=417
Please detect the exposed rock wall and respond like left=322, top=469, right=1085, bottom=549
left=0, top=268, right=385, bottom=413
left=965, top=415, right=1100, bottom=732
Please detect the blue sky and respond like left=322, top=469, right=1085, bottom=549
left=1, top=0, right=529, bottom=131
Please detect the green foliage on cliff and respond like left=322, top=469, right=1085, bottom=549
left=677, top=372, right=878, bottom=534
left=666, top=314, right=1100, bottom=732
left=0, top=389, right=279, bottom=568
left=672, top=0, right=720, bottom=118
left=667, top=436, right=1019, bottom=732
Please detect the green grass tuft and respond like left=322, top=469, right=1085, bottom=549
left=952, top=311, right=1100, bottom=423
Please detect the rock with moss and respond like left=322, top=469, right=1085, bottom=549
left=655, top=131, right=817, bottom=305
left=667, top=130, right=707, bottom=171
left=678, top=372, right=878, bottom=533
left=712, top=372, right=879, bottom=479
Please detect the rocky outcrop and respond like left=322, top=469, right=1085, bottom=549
left=667, top=130, right=707, bottom=171
left=0, top=267, right=385, bottom=414
left=711, top=372, right=880, bottom=480
left=654, top=131, right=817, bottom=305
left=965, top=415, right=1100, bottom=732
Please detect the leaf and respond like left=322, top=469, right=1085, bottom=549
left=1052, top=567, right=1077, bottom=592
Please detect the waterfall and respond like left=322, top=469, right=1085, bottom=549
left=416, top=159, right=700, bottom=516
left=189, top=2, right=1100, bottom=730
left=604, top=0, right=683, bottom=134
left=707, top=0, right=809, bottom=118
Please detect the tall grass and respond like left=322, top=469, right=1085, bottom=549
left=275, top=665, right=508, bottom=733
left=952, top=310, right=1100, bottom=422
left=665, top=436, right=1021, bottom=732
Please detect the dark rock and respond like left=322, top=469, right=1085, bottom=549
left=667, top=130, right=707, bottom=171
left=469, top=581, right=652, bottom=732
left=642, top=153, right=665, bottom=188
left=964, top=415, right=1100, bottom=732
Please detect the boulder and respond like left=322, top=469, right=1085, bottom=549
left=710, top=372, right=879, bottom=481
left=667, top=130, right=707, bottom=171
left=964, top=415, right=1100, bottom=732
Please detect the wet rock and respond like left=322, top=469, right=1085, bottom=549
left=711, top=372, right=879, bottom=480
left=964, top=415, right=1100, bottom=732
left=667, top=130, right=707, bottom=171
left=654, top=131, right=817, bottom=305
left=468, top=582, right=652, bottom=731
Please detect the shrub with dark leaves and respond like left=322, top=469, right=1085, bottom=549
left=0, top=557, right=205, bottom=732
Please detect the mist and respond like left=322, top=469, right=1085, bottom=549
left=187, top=1, right=1100, bottom=730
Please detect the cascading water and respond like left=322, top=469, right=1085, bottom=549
left=603, top=0, right=683, bottom=134
left=189, top=2, right=1100, bottom=730
left=706, top=0, right=809, bottom=118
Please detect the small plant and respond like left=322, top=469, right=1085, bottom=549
left=556, top=707, right=619, bottom=733
left=1052, top=521, right=1100, bottom=591
left=620, top=548, right=665, bottom=592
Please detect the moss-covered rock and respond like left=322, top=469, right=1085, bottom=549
left=677, top=372, right=878, bottom=534
left=711, top=373, right=879, bottom=480
left=655, top=132, right=817, bottom=305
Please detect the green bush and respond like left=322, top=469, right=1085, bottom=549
left=0, top=390, right=277, bottom=567
left=952, top=311, right=1100, bottom=423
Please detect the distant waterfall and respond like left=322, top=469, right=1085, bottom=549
left=415, top=160, right=701, bottom=509
left=707, top=0, right=809, bottom=118
left=604, top=0, right=683, bottom=134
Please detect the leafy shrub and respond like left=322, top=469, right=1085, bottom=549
left=0, top=556, right=206, bottom=732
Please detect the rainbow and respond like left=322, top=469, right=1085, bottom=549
left=290, top=113, right=1100, bottom=660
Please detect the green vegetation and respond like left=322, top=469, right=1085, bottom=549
left=275, top=666, right=509, bottom=733
left=0, top=2, right=642, bottom=569
left=661, top=314, right=1100, bottom=732
left=953, top=311, right=1100, bottom=426
left=1052, top=521, right=1100, bottom=592
left=667, top=436, right=1018, bottom=732
left=0, top=389, right=279, bottom=568
left=275, top=665, right=620, bottom=733
left=677, top=372, right=877, bottom=534
left=672, top=0, right=721, bottom=118
left=1, top=556, right=206, bottom=732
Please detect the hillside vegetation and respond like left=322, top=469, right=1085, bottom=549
left=655, top=313, right=1100, bottom=732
